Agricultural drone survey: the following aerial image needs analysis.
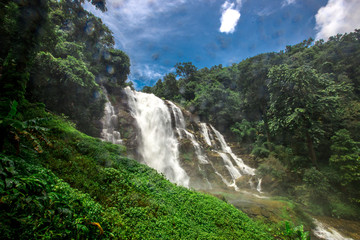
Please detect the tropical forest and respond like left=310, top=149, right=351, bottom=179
left=1, top=0, right=359, bottom=239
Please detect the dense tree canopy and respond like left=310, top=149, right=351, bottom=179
left=0, top=0, right=130, bottom=136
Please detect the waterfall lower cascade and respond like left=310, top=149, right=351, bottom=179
left=124, top=87, right=190, bottom=187
left=101, top=91, right=123, bottom=145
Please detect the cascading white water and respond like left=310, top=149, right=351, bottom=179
left=217, top=152, right=242, bottom=179
left=124, top=87, right=189, bottom=187
left=168, top=101, right=185, bottom=139
left=168, top=102, right=210, bottom=165
left=313, top=219, right=353, bottom=240
left=183, top=130, right=209, bottom=164
left=256, top=178, right=262, bottom=193
left=101, top=91, right=122, bottom=145
left=167, top=102, right=220, bottom=189
left=210, top=125, right=255, bottom=175
left=200, top=123, right=212, bottom=146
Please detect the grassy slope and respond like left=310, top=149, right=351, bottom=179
left=0, top=111, right=277, bottom=239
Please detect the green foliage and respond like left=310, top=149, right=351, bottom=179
left=0, top=0, right=49, bottom=101
left=327, top=194, right=360, bottom=219
left=23, top=0, right=130, bottom=136
left=103, top=48, right=131, bottom=86
left=252, top=146, right=270, bottom=158
left=0, top=154, right=106, bottom=239
left=162, top=73, right=180, bottom=100
left=0, top=100, right=50, bottom=154
left=256, top=155, right=286, bottom=180
left=330, top=129, right=360, bottom=186
left=231, top=119, right=257, bottom=143
left=281, top=222, right=310, bottom=240
left=267, top=64, right=348, bottom=166
left=302, top=168, right=331, bottom=200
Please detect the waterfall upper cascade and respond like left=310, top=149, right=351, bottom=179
left=103, top=87, right=259, bottom=191
left=124, top=87, right=190, bottom=187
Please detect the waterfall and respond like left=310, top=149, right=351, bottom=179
left=103, top=86, right=256, bottom=191
left=210, top=125, right=255, bottom=175
left=101, top=91, right=122, bottom=145
left=198, top=165, right=213, bottom=189
left=124, top=87, right=190, bottom=187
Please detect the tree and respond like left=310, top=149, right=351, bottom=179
left=0, top=0, right=49, bottom=103
left=152, top=79, right=165, bottom=97
left=330, top=129, right=360, bottom=186
left=162, top=73, right=179, bottom=100
left=24, top=0, right=131, bottom=136
left=175, top=62, right=197, bottom=80
left=103, top=49, right=130, bottom=86
left=267, top=65, right=340, bottom=166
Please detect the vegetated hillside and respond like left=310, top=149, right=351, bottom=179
left=144, top=31, right=360, bottom=219
left=0, top=103, right=295, bottom=239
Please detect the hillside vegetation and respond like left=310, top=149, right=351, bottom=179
left=1, top=104, right=281, bottom=239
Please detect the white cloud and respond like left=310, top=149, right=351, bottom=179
left=219, top=1, right=241, bottom=34
left=83, top=0, right=187, bottom=88
left=84, top=0, right=187, bottom=49
left=315, top=0, right=360, bottom=40
left=281, top=0, right=296, bottom=7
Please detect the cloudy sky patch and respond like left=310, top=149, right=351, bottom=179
left=282, top=0, right=296, bottom=7
left=315, top=0, right=360, bottom=40
left=219, top=1, right=241, bottom=34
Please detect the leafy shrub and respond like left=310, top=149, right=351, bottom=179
left=252, top=145, right=270, bottom=158
left=0, top=154, right=106, bottom=239
left=231, top=119, right=257, bottom=143
left=328, top=195, right=360, bottom=219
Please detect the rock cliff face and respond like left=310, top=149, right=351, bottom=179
left=102, top=85, right=262, bottom=192
left=102, top=84, right=141, bottom=160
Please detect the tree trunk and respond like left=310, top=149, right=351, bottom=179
left=306, top=131, right=318, bottom=167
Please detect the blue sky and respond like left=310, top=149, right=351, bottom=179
left=84, top=0, right=360, bottom=89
